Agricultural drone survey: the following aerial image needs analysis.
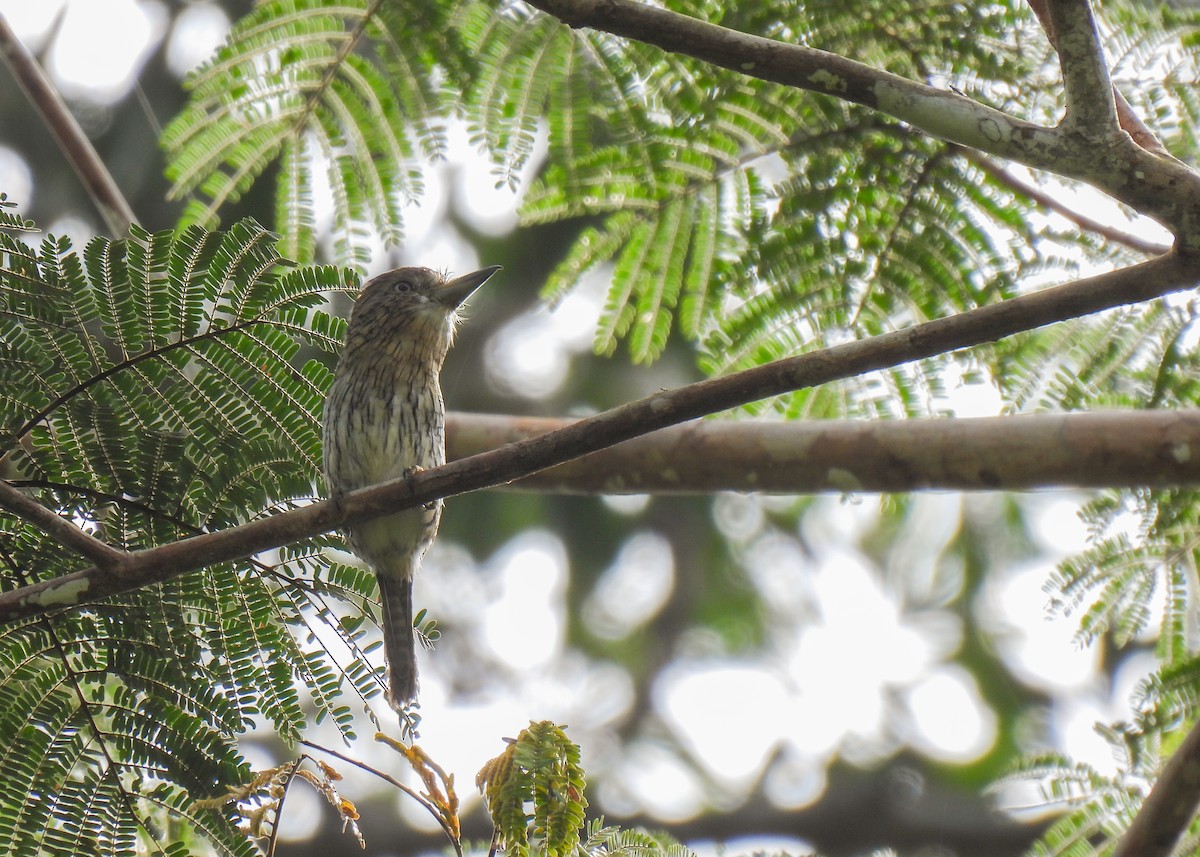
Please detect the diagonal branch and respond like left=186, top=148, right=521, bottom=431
left=0, top=12, right=137, bottom=235
left=519, top=0, right=1200, bottom=248
left=0, top=479, right=126, bottom=569
left=1027, top=0, right=1169, bottom=154
left=0, top=252, right=1196, bottom=624
left=1039, top=0, right=1118, bottom=134
left=958, top=148, right=1172, bottom=256
left=1112, top=716, right=1200, bottom=857
left=523, top=0, right=1061, bottom=163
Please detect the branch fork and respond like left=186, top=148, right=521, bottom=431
left=525, top=0, right=1200, bottom=248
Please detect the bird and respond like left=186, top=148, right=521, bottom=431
left=322, top=264, right=500, bottom=709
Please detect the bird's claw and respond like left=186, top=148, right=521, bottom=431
left=403, top=466, right=438, bottom=511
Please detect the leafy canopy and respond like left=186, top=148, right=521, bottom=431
left=3, top=0, right=1200, bottom=854
left=0, top=213, right=402, bottom=852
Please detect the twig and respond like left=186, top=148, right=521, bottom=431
left=0, top=252, right=1195, bottom=624
left=299, top=739, right=461, bottom=850
left=959, top=148, right=1171, bottom=255
left=0, top=12, right=137, bottom=235
left=0, top=479, right=127, bottom=569
left=300, top=740, right=411, bottom=793
left=265, top=759, right=303, bottom=857
left=1112, top=717, right=1200, bottom=857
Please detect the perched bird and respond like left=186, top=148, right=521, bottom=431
left=322, top=265, right=500, bottom=709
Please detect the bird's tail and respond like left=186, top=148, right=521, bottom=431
left=376, top=568, right=418, bottom=709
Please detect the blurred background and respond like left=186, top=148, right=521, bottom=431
left=0, top=2, right=1162, bottom=855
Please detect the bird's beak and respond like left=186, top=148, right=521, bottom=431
left=438, top=265, right=501, bottom=308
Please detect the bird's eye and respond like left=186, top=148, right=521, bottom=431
left=394, top=280, right=413, bottom=293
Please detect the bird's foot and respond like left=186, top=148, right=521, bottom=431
left=403, top=466, right=437, bottom=511
left=328, top=485, right=348, bottom=516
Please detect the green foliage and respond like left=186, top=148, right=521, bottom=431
left=161, top=0, right=1200, bottom=421
left=0, top=217, right=394, bottom=851
left=478, top=720, right=588, bottom=857
left=1048, top=490, right=1198, bottom=661
left=579, top=820, right=694, bottom=857
left=999, top=706, right=1200, bottom=857
left=476, top=735, right=699, bottom=857
left=1033, top=485, right=1200, bottom=850
left=162, top=0, right=458, bottom=269
left=999, top=749, right=1145, bottom=857
left=0, top=194, right=35, bottom=232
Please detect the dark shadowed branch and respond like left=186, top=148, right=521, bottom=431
left=300, top=754, right=1044, bottom=857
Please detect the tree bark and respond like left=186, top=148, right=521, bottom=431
left=447, top=410, right=1200, bottom=494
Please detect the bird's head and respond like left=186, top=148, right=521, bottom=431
left=344, top=265, right=501, bottom=357
left=353, top=265, right=500, bottom=318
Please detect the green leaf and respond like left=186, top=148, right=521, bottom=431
left=0, top=218, right=363, bottom=854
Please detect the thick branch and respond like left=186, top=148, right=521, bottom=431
left=1042, top=0, right=1118, bottom=134
left=1028, top=0, right=1168, bottom=154
left=446, top=410, right=1200, bottom=494
left=524, top=0, right=1060, bottom=161
left=0, top=12, right=137, bottom=235
left=1112, top=717, right=1200, bottom=857
left=0, top=479, right=126, bottom=568
left=0, top=254, right=1195, bottom=624
left=521, top=0, right=1200, bottom=248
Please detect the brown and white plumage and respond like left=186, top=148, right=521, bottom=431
left=322, top=265, right=499, bottom=708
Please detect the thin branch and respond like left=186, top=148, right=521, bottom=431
left=0, top=479, right=126, bottom=568
left=5, top=316, right=264, bottom=450
left=299, top=740, right=413, bottom=792
left=959, top=147, right=1172, bottom=256
left=0, top=253, right=1196, bottom=624
left=0, top=12, right=137, bottom=235
left=1112, top=717, right=1200, bottom=857
left=1113, top=87, right=1171, bottom=156
left=1041, top=0, right=1118, bottom=134
left=520, top=0, right=1200, bottom=248
left=445, top=410, right=1200, bottom=494
left=299, top=739, right=461, bottom=851
left=265, top=760, right=304, bottom=857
